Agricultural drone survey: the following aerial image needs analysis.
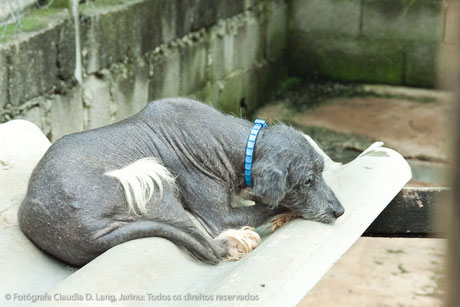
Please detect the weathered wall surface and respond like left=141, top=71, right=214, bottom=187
left=0, top=0, right=37, bottom=27
left=289, top=0, right=455, bottom=88
left=0, top=0, right=288, bottom=140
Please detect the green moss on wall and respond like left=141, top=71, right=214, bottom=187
left=290, top=35, right=405, bottom=84
left=0, top=8, right=66, bottom=42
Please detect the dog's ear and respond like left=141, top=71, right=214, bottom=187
left=252, top=166, right=288, bottom=209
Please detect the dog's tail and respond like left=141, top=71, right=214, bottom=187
left=106, top=158, right=176, bottom=215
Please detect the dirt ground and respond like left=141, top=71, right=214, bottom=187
left=301, top=237, right=446, bottom=307
left=293, top=97, right=451, bottom=162
left=257, top=87, right=450, bottom=306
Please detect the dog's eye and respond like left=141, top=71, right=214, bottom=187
left=304, top=176, right=314, bottom=187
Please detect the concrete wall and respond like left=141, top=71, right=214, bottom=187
left=0, top=0, right=288, bottom=140
left=0, top=0, right=455, bottom=140
left=289, top=0, right=454, bottom=88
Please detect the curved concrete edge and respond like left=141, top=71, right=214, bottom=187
left=0, top=119, right=51, bottom=228
left=0, top=118, right=411, bottom=307
left=0, top=120, right=72, bottom=307
left=19, top=143, right=410, bottom=307
left=32, top=238, right=217, bottom=306
left=0, top=226, right=76, bottom=306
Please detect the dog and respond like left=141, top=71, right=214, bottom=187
left=18, top=98, right=344, bottom=266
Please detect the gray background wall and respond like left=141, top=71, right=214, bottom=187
left=289, top=0, right=456, bottom=88
left=0, top=0, right=455, bottom=141
left=0, top=0, right=288, bottom=140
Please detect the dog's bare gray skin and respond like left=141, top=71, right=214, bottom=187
left=18, top=98, right=344, bottom=266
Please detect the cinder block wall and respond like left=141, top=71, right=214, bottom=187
left=0, top=0, right=456, bottom=140
left=0, top=0, right=288, bottom=140
left=289, top=0, right=454, bottom=88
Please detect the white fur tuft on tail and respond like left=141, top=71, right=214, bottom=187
left=106, top=157, right=176, bottom=215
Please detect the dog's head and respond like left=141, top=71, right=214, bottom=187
left=252, top=125, right=344, bottom=224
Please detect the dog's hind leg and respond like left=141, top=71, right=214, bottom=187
left=93, top=219, right=229, bottom=264
left=95, top=172, right=232, bottom=264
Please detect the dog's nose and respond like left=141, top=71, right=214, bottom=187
left=333, top=206, right=345, bottom=218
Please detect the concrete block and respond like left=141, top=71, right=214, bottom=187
left=82, top=74, right=114, bottom=129
left=207, top=20, right=235, bottom=81
left=137, top=0, right=162, bottom=55
left=176, top=0, right=195, bottom=38
left=242, top=67, right=264, bottom=116
left=179, top=34, right=207, bottom=95
left=110, top=58, right=150, bottom=121
left=289, top=0, right=361, bottom=38
left=404, top=43, right=439, bottom=88
left=266, top=0, right=288, bottom=60
left=80, top=0, right=161, bottom=73
left=148, top=48, right=181, bottom=100
left=209, top=9, right=266, bottom=82
left=81, top=11, right=131, bottom=74
left=200, top=81, right=223, bottom=107
left=109, top=61, right=135, bottom=121
left=56, top=17, right=76, bottom=83
left=290, top=36, right=405, bottom=85
left=0, top=227, right=74, bottom=300
left=219, top=71, right=245, bottom=115
left=243, top=62, right=283, bottom=115
left=158, top=0, right=177, bottom=44
left=362, top=0, right=444, bottom=42
left=17, top=96, right=52, bottom=137
left=232, top=10, right=266, bottom=74
left=8, top=33, right=57, bottom=106
left=48, top=87, right=85, bottom=141
left=192, top=0, right=218, bottom=30
left=6, top=10, right=70, bottom=106
left=218, top=0, right=245, bottom=19
left=19, top=106, right=44, bottom=130
left=0, top=45, right=10, bottom=110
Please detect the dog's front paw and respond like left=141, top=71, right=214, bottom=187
left=270, top=212, right=297, bottom=232
left=216, top=226, right=261, bottom=261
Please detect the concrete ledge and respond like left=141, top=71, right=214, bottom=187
left=0, top=1, right=288, bottom=137
left=0, top=140, right=411, bottom=307
left=0, top=8, right=74, bottom=107
left=0, top=226, right=76, bottom=303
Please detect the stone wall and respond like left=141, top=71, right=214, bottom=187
left=0, top=0, right=288, bottom=140
left=289, top=0, right=455, bottom=88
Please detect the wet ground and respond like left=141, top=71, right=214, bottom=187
left=256, top=82, right=450, bottom=305
left=257, top=83, right=452, bottom=186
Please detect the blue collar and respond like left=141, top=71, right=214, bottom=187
left=244, top=119, right=268, bottom=187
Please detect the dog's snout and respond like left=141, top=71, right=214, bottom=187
left=333, top=205, right=345, bottom=218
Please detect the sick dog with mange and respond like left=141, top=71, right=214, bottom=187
left=18, top=98, right=344, bottom=266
